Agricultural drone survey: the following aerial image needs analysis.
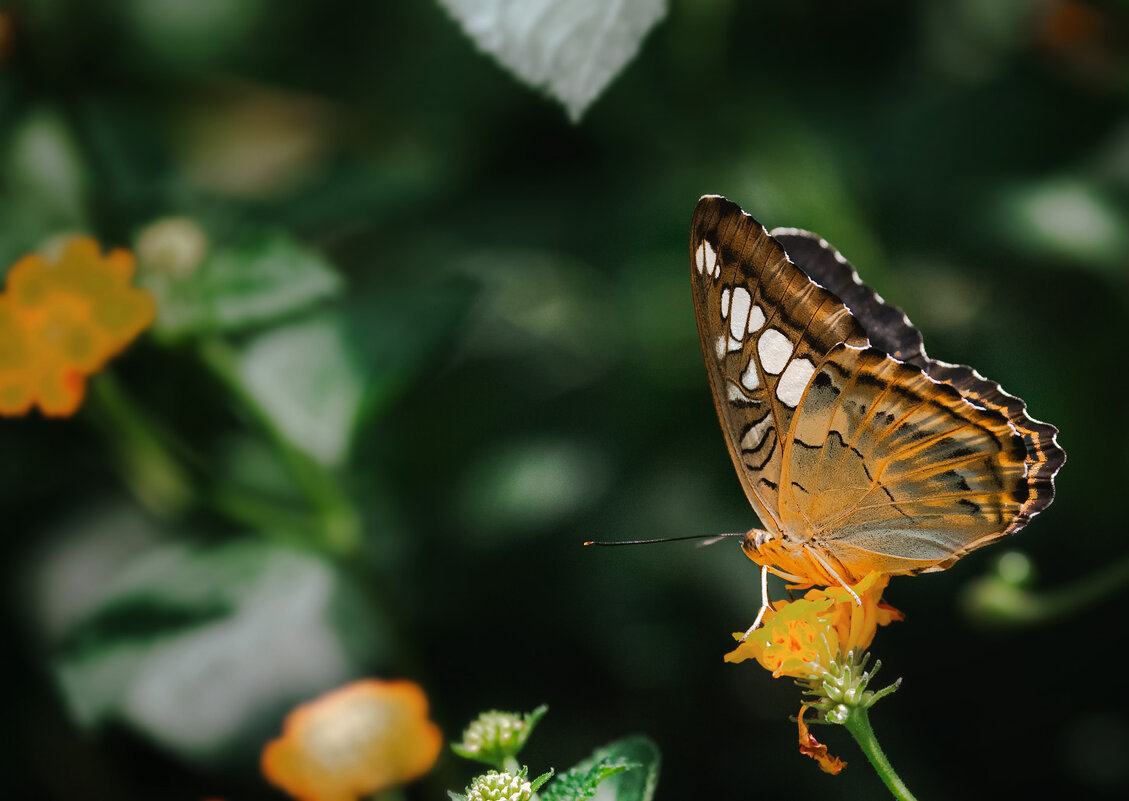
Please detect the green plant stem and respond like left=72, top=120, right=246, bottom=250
left=87, top=372, right=320, bottom=544
left=209, top=486, right=321, bottom=545
left=843, top=706, right=917, bottom=801
left=86, top=372, right=195, bottom=516
left=196, top=335, right=360, bottom=554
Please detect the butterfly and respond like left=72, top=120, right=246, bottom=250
left=691, top=195, right=1064, bottom=607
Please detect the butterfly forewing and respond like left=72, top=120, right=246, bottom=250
left=690, top=196, right=867, bottom=533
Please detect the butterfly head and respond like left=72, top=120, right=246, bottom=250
left=741, top=528, right=805, bottom=582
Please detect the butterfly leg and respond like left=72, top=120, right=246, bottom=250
left=804, top=545, right=861, bottom=605
left=739, top=564, right=772, bottom=641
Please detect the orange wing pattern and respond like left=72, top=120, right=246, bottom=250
left=782, top=344, right=1030, bottom=579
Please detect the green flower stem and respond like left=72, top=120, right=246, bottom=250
left=86, top=373, right=195, bottom=515
left=208, top=486, right=321, bottom=545
left=87, top=372, right=325, bottom=545
left=843, top=706, right=917, bottom=801
left=196, top=336, right=360, bottom=554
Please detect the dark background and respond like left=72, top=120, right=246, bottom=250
left=2, top=1, right=1128, bottom=799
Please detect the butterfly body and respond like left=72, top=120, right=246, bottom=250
left=691, top=195, right=1064, bottom=588
left=741, top=528, right=850, bottom=587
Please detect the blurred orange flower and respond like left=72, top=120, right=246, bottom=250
left=0, top=8, right=14, bottom=65
left=262, top=679, right=442, bottom=801
left=724, top=572, right=902, bottom=680
left=0, top=237, right=155, bottom=417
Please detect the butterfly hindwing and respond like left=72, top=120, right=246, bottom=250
left=771, top=227, right=1064, bottom=548
left=920, top=361, right=1063, bottom=542
left=769, top=229, right=927, bottom=367
left=690, top=196, right=867, bottom=532
left=782, top=344, right=1030, bottom=576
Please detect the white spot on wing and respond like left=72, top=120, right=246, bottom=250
left=721, top=286, right=731, bottom=319
left=741, top=359, right=759, bottom=390
left=704, top=240, right=717, bottom=278
left=729, top=287, right=751, bottom=340
left=747, top=305, right=765, bottom=333
left=757, top=328, right=793, bottom=375
left=715, top=335, right=726, bottom=360
left=696, top=242, right=706, bottom=273
left=741, top=414, right=774, bottom=451
left=727, top=383, right=745, bottom=402
left=775, top=358, right=816, bottom=408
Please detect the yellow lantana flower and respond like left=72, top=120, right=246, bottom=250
left=0, top=237, right=155, bottom=416
left=261, top=679, right=442, bottom=801
left=724, top=572, right=902, bottom=680
left=725, top=572, right=904, bottom=773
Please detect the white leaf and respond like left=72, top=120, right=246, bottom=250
left=238, top=316, right=366, bottom=467
left=52, top=541, right=375, bottom=763
left=438, top=0, right=667, bottom=121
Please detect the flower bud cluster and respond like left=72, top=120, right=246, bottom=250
left=466, top=769, right=533, bottom=801
left=452, top=705, right=547, bottom=767
left=801, top=650, right=901, bottom=724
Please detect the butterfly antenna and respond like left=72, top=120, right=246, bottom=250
left=584, top=532, right=745, bottom=547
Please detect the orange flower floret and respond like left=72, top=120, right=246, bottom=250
left=261, top=679, right=442, bottom=801
left=724, top=572, right=903, bottom=680
left=0, top=237, right=155, bottom=417
left=797, top=705, right=846, bottom=774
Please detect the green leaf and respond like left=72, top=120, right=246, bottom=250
left=234, top=315, right=366, bottom=468
left=592, top=737, right=661, bottom=801
left=2, top=106, right=90, bottom=228
left=436, top=0, right=667, bottom=122
left=540, top=761, right=632, bottom=801
left=51, top=540, right=382, bottom=764
left=121, top=0, right=268, bottom=74
left=139, top=230, right=342, bottom=339
left=344, top=277, right=473, bottom=423
left=541, top=737, right=660, bottom=801
left=0, top=106, right=91, bottom=267
left=992, top=177, right=1129, bottom=275
left=530, top=768, right=555, bottom=793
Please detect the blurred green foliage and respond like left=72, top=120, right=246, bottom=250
left=2, top=1, right=1128, bottom=799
